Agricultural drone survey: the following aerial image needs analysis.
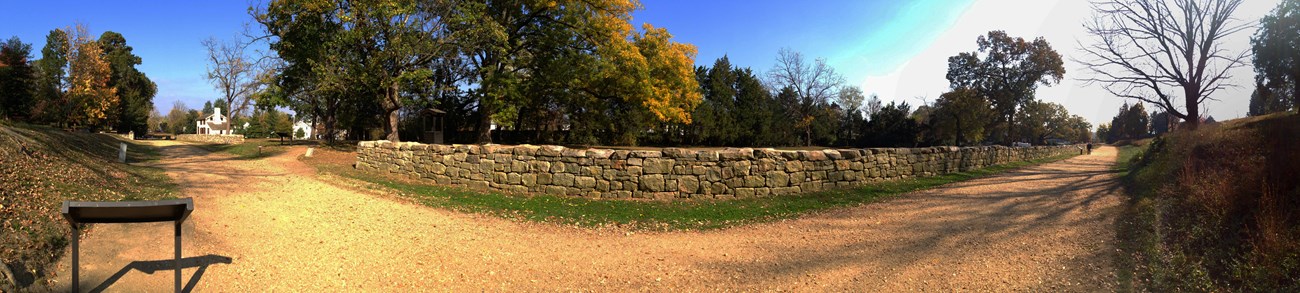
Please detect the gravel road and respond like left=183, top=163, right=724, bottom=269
left=45, top=142, right=1121, bottom=291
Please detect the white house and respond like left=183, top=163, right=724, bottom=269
left=292, top=120, right=313, bottom=139
left=196, top=107, right=233, bottom=135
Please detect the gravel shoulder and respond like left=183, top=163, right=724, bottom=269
left=45, top=143, right=1121, bottom=291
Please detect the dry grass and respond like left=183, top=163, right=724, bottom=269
left=1119, top=113, right=1300, bottom=291
left=0, top=124, right=176, bottom=289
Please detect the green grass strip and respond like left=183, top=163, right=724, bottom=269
left=197, top=140, right=287, bottom=160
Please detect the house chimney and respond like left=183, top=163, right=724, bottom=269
left=214, top=107, right=222, bottom=116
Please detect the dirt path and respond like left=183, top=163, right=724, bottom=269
left=47, top=143, right=1122, bottom=291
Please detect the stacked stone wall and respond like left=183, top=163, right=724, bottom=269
left=177, top=134, right=245, bottom=144
left=356, top=142, right=1083, bottom=200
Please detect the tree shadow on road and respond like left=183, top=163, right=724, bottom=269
left=697, top=153, right=1125, bottom=289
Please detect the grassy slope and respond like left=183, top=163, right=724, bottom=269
left=0, top=123, right=176, bottom=288
left=1115, top=113, right=1300, bottom=291
left=305, top=148, right=1077, bottom=231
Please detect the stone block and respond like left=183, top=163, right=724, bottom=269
left=662, top=148, right=691, bottom=158
left=800, top=181, right=822, bottom=193
left=522, top=173, right=537, bottom=187
left=801, top=151, right=827, bottom=161
left=734, top=161, right=752, bottom=176
left=643, top=158, right=674, bottom=174
left=711, top=182, right=728, bottom=194
left=785, top=161, right=803, bottom=172
left=718, top=149, right=753, bottom=160
left=697, top=151, right=719, bottom=161
left=561, top=148, right=587, bottom=157
left=538, top=145, right=564, bottom=157
left=744, top=175, right=766, bottom=188
left=631, top=150, right=662, bottom=158
left=575, top=176, right=597, bottom=189
left=544, top=185, right=567, bottom=195
left=554, top=173, right=575, bottom=187
left=679, top=176, right=700, bottom=193
left=706, top=168, right=723, bottom=182
left=511, top=160, right=528, bottom=172
left=587, top=149, right=612, bottom=159
left=466, top=180, right=489, bottom=190
left=735, top=188, right=755, bottom=198
left=766, top=171, right=790, bottom=187
left=640, top=174, right=665, bottom=192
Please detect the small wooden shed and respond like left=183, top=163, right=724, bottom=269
left=419, top=108, right=446, bottom=144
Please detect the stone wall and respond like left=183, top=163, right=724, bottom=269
left=356, top=142, right=1083, bottom=200
left=177, top=134, right=245, bottom=144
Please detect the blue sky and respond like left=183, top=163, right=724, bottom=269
left=631, top=0, right=974, bottom=83
left=0, top=0, right=1281, bottom=126
left=0, top=1, right=258, bottom=113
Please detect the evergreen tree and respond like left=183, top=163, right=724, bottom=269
left=0, top=37, right=35, bottom=118
left=100, top=31, right=156, bottom=134
left=33, top=29, right=69, bottom=123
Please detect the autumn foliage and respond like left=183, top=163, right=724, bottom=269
left=66, top=25, right=118, bottom=127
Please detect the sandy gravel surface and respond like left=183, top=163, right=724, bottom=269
left=43, top=143, right=1122, bottom=292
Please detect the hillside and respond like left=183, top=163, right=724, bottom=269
left=0, top=123, right=176, bottom=289
left=1118, top=113, right=1300, bottom=291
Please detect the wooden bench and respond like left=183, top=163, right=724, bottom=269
left=62, top=198, right=194, bottom=293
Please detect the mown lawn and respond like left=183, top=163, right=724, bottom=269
left=197, top=138, right=303, bottom=159
left=305, top=150, right=1077, bottom=231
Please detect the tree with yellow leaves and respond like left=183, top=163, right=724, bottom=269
left=65, top=24, right=117, bottom=129
left=446, top=0, right=699, bottom=145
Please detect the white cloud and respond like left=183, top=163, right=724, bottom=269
left=858, top=0, right=1281, bottom=127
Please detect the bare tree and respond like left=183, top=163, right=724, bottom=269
left=767, top=48, right=843, bottom=146
left=864, top=94, right=883, bottom=118
left=1078, top=0, right=1251, bottom=130
left=202, top=36, right=263, bottom=132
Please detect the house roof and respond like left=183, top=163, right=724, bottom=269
left=205, top=121, right=229, bottom=130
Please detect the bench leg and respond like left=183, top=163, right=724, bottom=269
left=72, top=224, right=79, bottom=293
left=174, top=221, right=181, bottom=293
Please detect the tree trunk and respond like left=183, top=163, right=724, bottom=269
left=1003, top=111, right=1013, bottom=144
left=1184, top=88, right=1200, bottom=131
left=382, top=83, right=401, bottom=142
left=477, top=95, right=494, bottom=144
left=955, top=115, right=964, bottom=147
left=805, top=126, right=812, bottom=147
left=1293, top=73, right=1299, bottom=113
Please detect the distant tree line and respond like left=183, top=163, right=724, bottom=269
left=242, top=1, right=1088, bottom=147
left=0, top=24, right=156, bottom=134
left=153, top=98, right=293, bottom=138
